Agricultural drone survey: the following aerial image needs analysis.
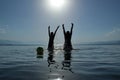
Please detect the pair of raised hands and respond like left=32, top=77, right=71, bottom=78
left=48, top=23, right=74, bottom=29
left=62, top=23, right=74, bottom=27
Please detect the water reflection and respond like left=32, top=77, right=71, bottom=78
left=46, top=50, right=74, bottom=73
left=48, top=77, right=63, bottom=80
left=47, top=50, right=56, bottom=67
left=53, top=77, right=63, bottom=80
left=62, top=50, right=74, bottom=73
left=37, top=55, right=43, bottom=58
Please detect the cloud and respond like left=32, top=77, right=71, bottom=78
left=105, top=28, right=120, bottom=40
left=0, top=28, right=6, bottom=34
left=0, top=24, right=8, bottom=34
left=106, top=28, right=120, bottom=36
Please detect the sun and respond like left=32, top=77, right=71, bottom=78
left=49, top=0, right=65, bottom=10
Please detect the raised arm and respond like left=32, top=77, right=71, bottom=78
left=48, top=26, right=50, bottom=36
left=70, top=23, right=73, bottom=35
left=54, top=26, right=60, bottom=36
left=62, top=24, right=65, bottom=35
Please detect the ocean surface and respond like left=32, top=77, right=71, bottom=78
left=0, top=44, right=120, bottom=80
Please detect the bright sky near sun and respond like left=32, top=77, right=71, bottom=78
left=0, top=0, right=120, bottom=44
left=49, top=0, right=65, bottom=9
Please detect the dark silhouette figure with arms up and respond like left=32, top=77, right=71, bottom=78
left=48, top=26, right=59, bottom=51
left=62, top=23, right=73, bottom=51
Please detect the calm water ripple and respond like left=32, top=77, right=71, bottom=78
left=0, top=45, right=120, bottom=80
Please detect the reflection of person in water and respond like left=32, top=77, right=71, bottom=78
left=48, top=26, right=59, bottom=51
left=62, top=23, right=73, bottom=50
left=47, top=51, right=55, bottom=67
left=62, top=50, right=73, bottom=73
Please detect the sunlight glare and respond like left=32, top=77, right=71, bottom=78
left=49, top=0, right=65, bottom=10
left=53, top=77, right=63, bottom=80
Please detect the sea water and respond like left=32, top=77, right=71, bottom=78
left=0, top=44, right=120, bottom=80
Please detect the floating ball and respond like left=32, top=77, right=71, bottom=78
left=36, top=47, right=44, bottom=55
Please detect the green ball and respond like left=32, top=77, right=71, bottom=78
left=36, top=47, right=44, bottom=55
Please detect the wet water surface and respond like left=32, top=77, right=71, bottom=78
left=0, top=45, right=120, bottom=80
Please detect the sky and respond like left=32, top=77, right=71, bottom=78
left=0, top=0, right=120, bottom=44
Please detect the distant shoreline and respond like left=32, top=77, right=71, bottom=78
left=0, top=44, right=45, bottom=46
left=0, top=43, right=120, bottom=46
left=0, top=40, right=120, bottom=46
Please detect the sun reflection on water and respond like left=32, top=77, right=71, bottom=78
left=54, top=77, right=63, bottom=80
left=49, top=77, right=63, bottom=80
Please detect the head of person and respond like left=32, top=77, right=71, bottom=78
left=50, top=32, right=54, bottom=35
left=67, top=31, right=70, bottom=34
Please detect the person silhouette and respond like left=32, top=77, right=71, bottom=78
left=62, top=23, right=73, bottom=50
left=48, top=26, right=59, bottom=51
